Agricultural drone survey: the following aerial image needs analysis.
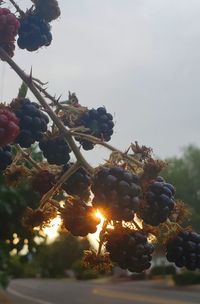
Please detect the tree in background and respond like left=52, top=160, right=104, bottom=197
left=8, top=232, right=89, bottom=279
left=0, top=173, right=40, bottom=287
left=162, top=145, right=200, bottom=231
left=34, top=232, right=89, bottom=278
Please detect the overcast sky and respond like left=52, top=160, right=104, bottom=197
left=1, top=0, right=200, bottom=165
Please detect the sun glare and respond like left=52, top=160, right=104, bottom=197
left=43, top=216, right=62, bottom=242
left=87, top=210, right=105, bottom=250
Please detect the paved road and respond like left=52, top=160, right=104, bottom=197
left=5, top=278, right=200, bottom=304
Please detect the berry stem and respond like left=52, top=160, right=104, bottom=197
left=97, top=219, right=108, bottom=255
left=8, top=0, right=24, bottom=16
left=0, top=47, right=94, bottom=174
left=40, top=161, right=81, bottom=208
left=16, top=144, right=42, bottom=171
left=33, top=80, right=61, bottom=108
left=70, top=131, right=143, bottom=168
left=133, top=219, right=142, bottom=230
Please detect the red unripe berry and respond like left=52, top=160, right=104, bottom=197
left=0, top=108, right=19, bottom=146
left=0, top=8, right=20, bottom=40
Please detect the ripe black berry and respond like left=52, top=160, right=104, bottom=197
left=0, top=145, right=12, bottom=171
left=77, top=107, right=114, bottom=150
left=17, top=15, right=52, bottom=51
left=62, top=163, right=91, bottom=200
left=32, top=170, right=55, bottom=196
left=33, top=0, right=61, bottom=22
left=166, top=231, right=200, bottom=271
left=61, top=199, right=100, bottom=237
left=106, top=229, right=154, bottom=273
left=91, top=166, right=141, bottom=221
left=14, top=99, right=49, bottom=148
left=39, top=136, right=71, bottom=165
left=139, top=177, right=175, bottom=226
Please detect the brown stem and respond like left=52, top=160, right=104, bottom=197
left=9, top=0, right=24, bottom=16
left=71, top=131, right=143, bottom=168
left=47, top=199, right=62, bottom=212
left=40, top=161, right=81, bottom=207
left=133, top=219, right=142, bottom=230
left=0, top=47, right=93, bottom=174
left=16, top=144, right=42, bottom=171
left=33, top=81, right=61, bottom=107
left=97, top=220, right=108, bottom=255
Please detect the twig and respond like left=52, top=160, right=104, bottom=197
left=71, top=131, right=144, bottom=168
left=133, top=219, right=142, bottom=230
left=0, top=47, right=94, bottom=174
left=16, top=144, right=42, bottom=170
left=33, top=80, right=61, bottom=107
left=9, top=0, right=24, bottom=16
left=40, top=161, right=81, bottom=207
left=97, top=220, right=108, bottom=255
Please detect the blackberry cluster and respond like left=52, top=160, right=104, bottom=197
left=32, top=0, right=61, bottom=22
left=62, top=163, right=91, bottom=200
left=0, top=145, right=12, bottom=171
left=0, top=8, right=20, bottom=57
left=166, top=231, right=200, bottom=271
left=140, top=177, right=175, bottom=226
left=17, top=15, right=52, bottom=51
left=106, top=229, right=154, bottom=273
left=78, top=107, right=114, bottom=150
left=91, top=166, right=141, bottom=221
left=39, top=136, right=71, bottom=165
left=32, top=170, right=55, bottom=196
left=14, top=99, right=49, bottom=148
left=62, top=200, right=100, bottom=237
left=0, top=108, right=19, bottom=146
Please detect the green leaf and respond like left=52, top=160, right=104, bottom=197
left=18, top=82, right=28, bottom=98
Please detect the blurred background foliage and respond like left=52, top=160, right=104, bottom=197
left=162, top=145, right=200, bottom=231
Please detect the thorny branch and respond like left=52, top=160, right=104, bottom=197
left=40, top=161, right=81, bottom=208
left=70, top=131, right=144, bottom=168
left=16, top=144, right=42, bottom=171
left=0, top=47, right=94, bottom=174
left=8, top=0, right=24, bottom=16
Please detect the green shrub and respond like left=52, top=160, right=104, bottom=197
left=151, top=265, right=176, bottom=276
left=8, top=255, right=37, bottom=278
left=72, top=261, right=98, bottom=280
left=0, top=271, right=9, bottom=289
left=173, top=271, right=200, bottom=285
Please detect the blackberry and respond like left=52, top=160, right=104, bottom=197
left=0, top=8, right=20, bottom=57
left=166, top=231, right=200, bottom=271
left=0, top=145, right=12, bottom=171
left=17, top=15, right=52, bottom=51
left=77, top=107, right=114, bottom=150
left=32, top=0, right=61, bottom=22
left=61, top=200, right=100, bottom=237
left=139, top=177, right=175, bottom=226
left=91, top=166, right=141, bottom=221
left=39, top=136, right=71, bottom=165
left=0, top=108, right=19, bottom=147
left=32, top=170, right=55, bottom=196
left=106, top=229, right=154, bottom=273
left=62, top=163, right=91, bottom=200
left=14, top=99, right=49, bottom=148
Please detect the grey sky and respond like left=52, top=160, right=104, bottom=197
left=1, top=0, right=200, bottom=165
